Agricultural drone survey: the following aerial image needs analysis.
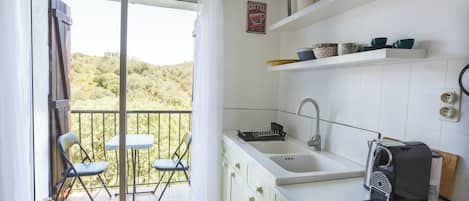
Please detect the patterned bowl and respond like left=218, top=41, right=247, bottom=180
left=312, top=43, right=338, bottom=58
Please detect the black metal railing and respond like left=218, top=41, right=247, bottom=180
left=70, top=110, right=192, bottom=189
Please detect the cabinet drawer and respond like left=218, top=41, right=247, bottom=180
left=223, top=142, right=247, bottom=181
left=275, top=195, right=285, bottom=201
left=247, top=163, right=273, bottom=201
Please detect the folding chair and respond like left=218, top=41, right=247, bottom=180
left=56, top=132, right=112, bottom=201
left=152, top=133, right=192, bottom=201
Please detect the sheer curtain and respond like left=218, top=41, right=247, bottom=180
left=190, top=0, right=224, bottom=201
left=0, top=0, right=35, bottom=201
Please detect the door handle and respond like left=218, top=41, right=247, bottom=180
left=256, top=185, right=263, bottom=194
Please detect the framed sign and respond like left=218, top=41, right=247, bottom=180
left=247, top=1, right=267, bottom=34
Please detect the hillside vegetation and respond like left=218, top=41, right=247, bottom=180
left=71, top=52, right=193, bottom=110
left=69, top=53, right=193, bottom=187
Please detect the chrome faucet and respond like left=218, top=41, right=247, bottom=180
left=296, top=98, right=321, bottom=151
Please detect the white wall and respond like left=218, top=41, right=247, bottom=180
left=0, top=0, right=35, bottom=201
left=32, top=0, right=51, bottom=200
left=222, top=0, right=282, bottom=130
left=275, top=0, right=469, bottom=200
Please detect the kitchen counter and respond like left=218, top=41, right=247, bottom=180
left=222, top=131, right=371, bottom=201
left=223, top=132, right=364, bottom=185
left=274, top=178, right=370, bottom=201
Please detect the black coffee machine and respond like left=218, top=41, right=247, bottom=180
left=368, top=140, right=432, bottom=201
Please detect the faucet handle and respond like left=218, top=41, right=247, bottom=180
left=308, top=135, right=322, bottom=151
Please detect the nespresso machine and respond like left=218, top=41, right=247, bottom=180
left=364, top=139, right=432, bottom=201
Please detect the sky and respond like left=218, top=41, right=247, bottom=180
left=63, top=0, right=197, bottom=65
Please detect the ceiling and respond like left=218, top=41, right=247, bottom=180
left=108, top=0, right=198, bottom=11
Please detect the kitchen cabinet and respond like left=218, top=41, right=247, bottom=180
left=275, top=194, right=286, bottom=201
left=221, top=158, right=231, bottom=201
left=221, top=140, right=275, bottom=201
left=230, top=168, right=252, bottom=201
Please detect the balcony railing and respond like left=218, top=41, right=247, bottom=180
left=70, top=110, right=192, bottom=190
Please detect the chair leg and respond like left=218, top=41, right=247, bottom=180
left=97, top=174, right=112, bottom=198
left=77, top=176, right=94, bottom=201
left=153, top=170, right=166, bottom=193
left=183, top=170, right=190, bottom=186
left=158, top=170, right=177, bottom=201
left=64, top=177, right=77, bottom=200
left=55, top=178, right=67, bottom=201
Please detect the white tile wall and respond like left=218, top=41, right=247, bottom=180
left=222, top=0, right=283, bottom=130
left=275, top=58, right=469, bottom=200
left=378, top=63, right=411, bottom=140
left=223, top=0, right=469, bottom=199
left=273, top=0, right=469, bottom=198
left=223, top=109, right=277, bottom=131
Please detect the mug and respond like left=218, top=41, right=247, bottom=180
left=371, top=37, right=387, bottom=48
left=393, top=39, right=415, bottom=49
left=339, top=43, right=360, bottom=55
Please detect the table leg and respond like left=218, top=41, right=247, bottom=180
left=132, top=149, right=137, bottom=201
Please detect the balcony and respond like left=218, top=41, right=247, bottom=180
left=67, top=110, right=192, bottom=200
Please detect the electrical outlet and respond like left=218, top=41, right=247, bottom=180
left=439, top=89, right=462, bottom=122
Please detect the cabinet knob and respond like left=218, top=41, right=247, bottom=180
left=256, top=185, right=263, bottom=194
left=235, top=163, right=241, bottom=169
left=230, top=172, right=235, bottom=178
left=249, top=197, right=255, bottom=201
left=222, top=162, right=228, bottom=167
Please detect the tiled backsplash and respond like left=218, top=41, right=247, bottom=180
left=276, top=58, right=469, bottom=199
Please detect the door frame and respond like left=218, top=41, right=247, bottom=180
left=118, top=0, right=129, bottom=200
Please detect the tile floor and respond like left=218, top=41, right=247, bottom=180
left=67, top=183, right=190, bottom=201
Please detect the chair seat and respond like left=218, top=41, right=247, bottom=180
left=66, top=161, right=109, bottom=177
left=154, top=159, right=189, bottom=171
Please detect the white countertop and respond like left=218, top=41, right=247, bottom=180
left=223, top=132, right=364, bottom=185
left=274, top=178, right=370, bottom=201
left=223, top=131, right=371, bottom=201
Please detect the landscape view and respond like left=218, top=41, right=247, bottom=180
left=69, top=52, right=193, bottom=188
left=70, top=52, right=193, bottom=110
left=64, top=0, right=197, bottom=190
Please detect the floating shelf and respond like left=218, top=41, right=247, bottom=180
left=269, top=0, right=375, bottom=31
left=267, top=49, right=427, bottom=72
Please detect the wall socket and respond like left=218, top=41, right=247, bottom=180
left=439, top=89, right=462, bottom=122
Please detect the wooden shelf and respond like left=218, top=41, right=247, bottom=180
left=269, top=0, right=375, bottom=32
left=267, top=49, right=427, bottom=72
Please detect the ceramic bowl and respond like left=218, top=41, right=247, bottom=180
left=312, top=43, right=338, bottom=58
left=338, top=43, right=360, bottom=55
left=296, top=48, right=316, bottom=61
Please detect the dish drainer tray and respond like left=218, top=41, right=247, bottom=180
left=237, top=130, right=286, bottom=141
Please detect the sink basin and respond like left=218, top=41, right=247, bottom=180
left=227, top=134, right=364, bottom=185
left=248, top=141, right=307, bottom=154
left=270, top=154, right=346, bottom=173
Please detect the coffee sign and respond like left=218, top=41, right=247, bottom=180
left=247, top=1, right=267, bottom=34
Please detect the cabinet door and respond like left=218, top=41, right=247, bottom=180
left=275, top=193, right=287, bottom=201
left=230, top=169, right=251, bottom=201
left=221, top=159, right=231, bottom=201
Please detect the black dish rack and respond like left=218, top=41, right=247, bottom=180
left=237, top=122, right=286, bottom=141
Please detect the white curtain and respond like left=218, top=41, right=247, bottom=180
left=190, top=0, right=224, bottom=201
left=0, top=0, right=35, bottom=201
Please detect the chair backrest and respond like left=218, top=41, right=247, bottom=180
left=57, top=132, right=80, bottom=168
left=173, top=132, right=192, bottom=161
left=58, top=132, right=79, bottom=153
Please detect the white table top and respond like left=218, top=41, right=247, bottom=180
left=105, top=134, right=154, bottom=150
